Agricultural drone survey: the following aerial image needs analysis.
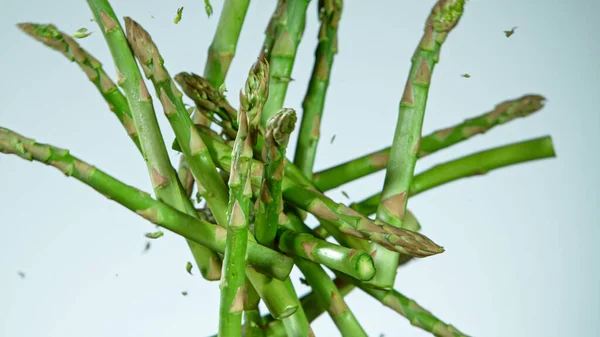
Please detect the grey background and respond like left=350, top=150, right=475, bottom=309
left=1, top=0, right=598, bottom=336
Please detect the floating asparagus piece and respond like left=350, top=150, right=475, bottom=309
left=87, top=1, right=223, bottom=281
left=294, top=0, right=342, bottom=177
left=17, top=23, right=141, bottom=151
left=255, top=109, right=297, bottom=246
left=0, top=127, right=293, bottom=281
left=204, top=0, right=251, bottom=88
left=259, top=0, right=311, bottom=126
left=351, top=136, right=556, bottom=215
left=313, top=94, right=546, bottom=191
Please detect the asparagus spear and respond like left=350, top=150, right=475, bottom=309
left=283, top=213, right=368, bottom=336
left=87, top=0, right=224, bottom=281
left=217, top=62, right=262, bottom=337
left=0, top=127, right=293, bottom=280
left=175, top=72, right=238, bottom=135
left=204, top=0, right=251, bottom=88
left=243, top=280, right=265, bottom=337
left=351, top=136, right=556, bottom=216
left=255, top=109, right=296, bottom=246
left=278, top=214, right=375, bottom=281
left=124, top=17, right=231, bottom=228
left=17, top=23, right=141, bottom=152
left=259, top=0, right=312, bottom=126
left=312, top=94, right=546, bottom=191
left=294, top=0, right=342, bottom=177
left=371, top=0, right=466, bottom=288
left=342, top=275, right=470, bottom=337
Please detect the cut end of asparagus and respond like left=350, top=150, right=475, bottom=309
left=430, top=0, right=466, bottom=32
left=356, top=254, right=376, bottom=281
left=267, top=108, right=297, bottom=147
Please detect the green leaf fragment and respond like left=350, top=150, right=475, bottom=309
left=504, top=26, right=517, bottom=37
left=299, top=277, right=309, bottom=286
left=145, top=231, right=164, bottom=239
left=204, top=0, right=213, bottom=17
left=461, top=73, right=471, bottom=78
left=341, top=191, right=350, bottom=199
left=195, top=191, right=202, bottom=204
left=186, top=261, right=193, bottom=275
left=73, top=28, right=92, bottom=39
left=174, top=7, right=184, bottom=24
left=181, top=291, right=188, bottom=296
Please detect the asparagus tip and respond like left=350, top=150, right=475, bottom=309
left=267, top=108, right=297, bottom=147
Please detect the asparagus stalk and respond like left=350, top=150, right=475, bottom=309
left=284, top=213, right=368, bottom=337
left=280, top=278, right=314, bottom=337
left=18, top=23, right=141, bottom=151
left=341, top=274, right=470, bottom=337
left=243, top=280, right=265, bottom=337
left=313, top=94, right=546, bottom=191
left=278, top=214, right=375, bottom=281
left=255, top=109, right=296, bottom=246
left=352, top=136, right=556, bottom=216
left=371, top=0, right=466, bottom=288
left=0, top=127, right=293, bottom=280
left=124, top=17, right=231, bottom=228
left=294, top=0, right=342, bottom=177
left=204, top=0, right=251, bottom=88
left=190, top=125, right=443, bottom=257
left=259, top=0, right=312, bottom=126
left=217, top=66, right=260, bottom=337
left=175, top=72, right=238, bottom=135
left=87, top=0, right=223, bottom=281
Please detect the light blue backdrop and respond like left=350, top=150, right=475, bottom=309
left=1, top=0, right=598, bottom=336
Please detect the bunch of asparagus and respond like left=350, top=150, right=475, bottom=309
left=2, top=0, right=556, bottom=336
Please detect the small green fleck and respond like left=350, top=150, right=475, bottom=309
left=341, top=191, right=350, bottom=199
left=181, top=291, right=188, bottom=296
left=461, top=73, right=471, bottom=78
left=151, top=15, right=155, bottom=19
left=299, top=277, right=309, bottom=286
left=195, top=191, right=202, bottom=203
left=330, top=134, right=336, bottom=144
left=186, top=261, right=193, bottom=275
left=145, top=231, right=164, bottom=239
left=143, top=241, right=151, bottom=253
left=504, top=26, right=517, bottom=37
left=204, top=0, right=213, bottom=17
left=73, top=28, right=92, bottom=39
left=90, top=18, right=95, bottom=22
left=174, top=7, right=184, bottom=24
left=17, top=271, right=25, bottom=279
